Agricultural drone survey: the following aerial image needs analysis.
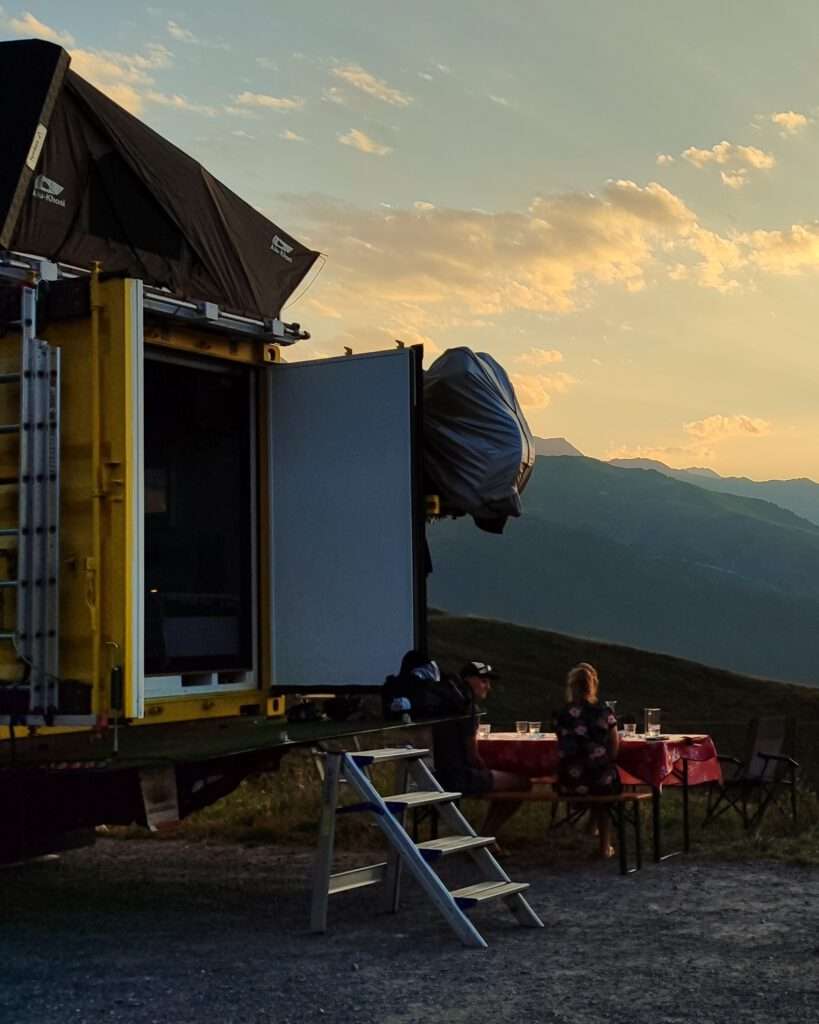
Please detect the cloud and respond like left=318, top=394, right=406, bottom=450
left=233, top=91, right=305, bottom=111
left=684, top=224, right=745, bottom=290
left=414, top=201, right=435, bottom=210
left=607, top=415, right=772, bottom=467
left=70, top=43, right=173, bottom=115
left=322, top=86, right=346, bottom=105
left=280, top=129, right=306, bottom=142
left=771, top=110, right=809, bottom=136
left=510, top=371, right=578, bottom=410
left=337, top=128, right=392, bottom=156
left=231, top=129, right=255, bottom=139
left=683, top=414, right=772, bottom=441
left=284, top=181, right=702, bottom=329
left=41, top=32, right=210, bottom=119
left=682, top=140, right=775, bottom=170
left=255, top=57, right=278, bottom=71
left=742, top=223, right=819, bottom=275
left=720, top=169, right=748, bottom=190
left=285, top=175, right=819, bottom=350
left=656, top=154, right=675, bottom=166
left=515, top=348, right=564, bottom=367
left=166, top=19, right=229, bottom=49
left=331, top=64, right=412, bottom=106
left=145, top=91, right=218, bottom=116
left=418, top=71, right=434, bottom=81
left=222, top=105, right=259, bottom=119
left=489, top=94, right=509, bottom=106
left=5, top=11, right=74, bottom=46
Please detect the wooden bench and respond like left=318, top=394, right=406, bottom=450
left=482, top=784, right=653, bottom=875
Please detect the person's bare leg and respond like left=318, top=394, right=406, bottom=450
left=482, top=799, right=523, bottom=839
left=480, top=770, right=530, bottom=840
left=595, top=807, right=614, bottom=858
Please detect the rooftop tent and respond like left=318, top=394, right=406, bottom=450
left=0, top=38, right=319, bottom=320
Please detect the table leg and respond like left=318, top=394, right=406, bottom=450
left=653, top=783, right=683, bottom=863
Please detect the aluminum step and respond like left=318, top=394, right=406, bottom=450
left=327, top=862, right=388, bottom=895
left=416, top=835, right=495, bottom=861
left=0, top=373, right=21, bottom=385
left=451, top=881, right=531, bottom=909
left=0, top=579, right=18, bottom=588
left=0, top=424, right=20, bottom=435
left=350, top=747, right=430, bottom=766
left=383, top=790, right=461, bottom=811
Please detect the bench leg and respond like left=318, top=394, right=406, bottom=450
left=652, top=786, right=662, bottom=862
left=615, top=802, right=628, bottom=876
left=634, top=800, right=643, bottom=871
left=682, top=759, right=690, bottom=854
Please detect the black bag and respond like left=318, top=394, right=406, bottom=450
left=383, top=652, right=469, bottom=721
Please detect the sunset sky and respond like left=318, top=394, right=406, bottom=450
left=3, top=2, right=819, bottom=480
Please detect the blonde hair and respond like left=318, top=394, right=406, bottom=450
left=566, top=662, right=599, bottom=704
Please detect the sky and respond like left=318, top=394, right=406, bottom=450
left=3, top=2, right=819, bottom=481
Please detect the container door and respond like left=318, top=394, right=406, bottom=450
left=267, top=347, right=425, bottom=688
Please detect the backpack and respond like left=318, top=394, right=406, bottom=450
left=382, top=659, right=470, bottom=721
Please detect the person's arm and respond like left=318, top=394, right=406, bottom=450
left=609, top=720, right=620, bottom=759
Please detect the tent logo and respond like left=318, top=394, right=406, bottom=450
left=270, top=235, right=294, bottom=263
left=33, top=174, right=66, bottom=208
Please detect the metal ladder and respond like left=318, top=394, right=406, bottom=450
left=0, top=284, right=61, bottom=720
left=310, top=745, right=544, bottom=948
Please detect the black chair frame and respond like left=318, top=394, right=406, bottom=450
left=704, top=718, right=799, bottom=833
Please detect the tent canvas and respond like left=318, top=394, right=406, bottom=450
left=0, top=39, right=318, bottom=320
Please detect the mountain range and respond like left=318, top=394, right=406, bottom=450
left=427, top=454, right=819, bottom=686
left=609, top=456, right=819, bottom=527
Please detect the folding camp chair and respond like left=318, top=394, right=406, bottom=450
left=704, top=717, right=799, bottom=832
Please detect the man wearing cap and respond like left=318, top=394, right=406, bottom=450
left=433, top=661, right=531, bottom=838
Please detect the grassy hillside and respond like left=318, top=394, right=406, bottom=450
left=427, top=457, right=819, bottom=685
left=428, top=612, right=819, bottom=787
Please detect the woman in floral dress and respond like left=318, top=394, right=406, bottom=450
left=556, top=662, right=621, bottom=858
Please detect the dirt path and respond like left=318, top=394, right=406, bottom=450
left=2, top=839, right=818, bottom=1024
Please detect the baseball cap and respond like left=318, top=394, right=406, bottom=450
left=460, top=661, right=499, bottom=680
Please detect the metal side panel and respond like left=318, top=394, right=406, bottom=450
left=267, top=348, right=421, bottom=689
left=126, top=280, right=145, bottom=718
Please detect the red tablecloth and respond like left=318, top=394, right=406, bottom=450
left=477, top=733, right=721, bottom=789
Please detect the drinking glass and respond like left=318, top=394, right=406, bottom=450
left=623, top=722, right=637, bottom=737
left=645, top=708, right=661, bottom=736
left=606, top=700, right=618, bottom=717
left=528, top=721, right=542, bottom=736
left=477, top=723, right=492, bottom=739
left=515, top=720, right=529, bottom=736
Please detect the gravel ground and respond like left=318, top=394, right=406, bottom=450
left=2, top=839, right=818, bottom=1024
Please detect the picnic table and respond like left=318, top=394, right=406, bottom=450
left=478, top=732, right=722, bottom=861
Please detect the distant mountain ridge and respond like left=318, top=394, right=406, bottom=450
left=610, top=457, right=819, bottom=526
left=533, top=436, right=584, bottom=457
left=428, top=456, right=819, bottom=686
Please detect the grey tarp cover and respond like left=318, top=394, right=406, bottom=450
left=423, top=347, right=535, bottom=533
left=0, top=39, right=319, bottom=320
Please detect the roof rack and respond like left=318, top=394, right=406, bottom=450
left=0, top=251, right=309, bottom=345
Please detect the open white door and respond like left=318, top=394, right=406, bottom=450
left=267, top=347, right=424, bottom=688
